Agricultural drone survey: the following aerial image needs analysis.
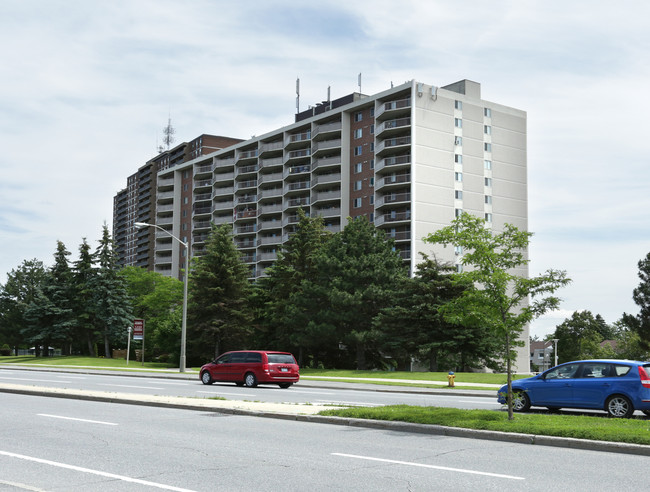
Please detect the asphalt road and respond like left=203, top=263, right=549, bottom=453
left=2, top=392, right=648, bottom=491
left=0, top=367, right=500, bottom=410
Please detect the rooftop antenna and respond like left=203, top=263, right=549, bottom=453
left=358, top=72, right=362, bottom=93
left=162, top=115, right=175, bottom=151
left=296, top=78, right=300, bottom=113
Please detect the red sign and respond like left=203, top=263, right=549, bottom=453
left=133, top=319, right=145, bottom=340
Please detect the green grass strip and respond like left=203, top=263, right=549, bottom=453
left=320, top=405, right=650, bottom=445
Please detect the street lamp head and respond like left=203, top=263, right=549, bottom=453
left=134, top=222, right=151, bottom=229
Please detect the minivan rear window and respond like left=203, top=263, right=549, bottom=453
left=267, top=354, right=295, bottom=364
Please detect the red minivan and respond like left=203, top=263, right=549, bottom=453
left=199, top=350, right=299, bottom=388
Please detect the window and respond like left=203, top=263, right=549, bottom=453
left=454, top=154, right=463, bottom=164
left=183, top=170, right=190, bottom=178
left=485, top=195, right=492, bottom=204
left=369, top=177, right=374, bottom=187
left=454, top=136, right=462, bottom=146
left=454, top=172, right=463, bottom=182
left=454, top=245, right=463, bottom=255
left=484, top=160, right=492, bottom=170
left=355, top=163, right=363, bottom=173
left=370, top=107, right=375, bottom=117
left=454, top=118, right=462, bottom=128
left=353, top=198, right=362, bottom=208
left=354, top=146, right=362, bottom=156
left=455, top=208, right=463, bottom=217
left=183, top=196, right=189, bottom=204
left=369, top=212, right=374, bottom=222
left=484, top=107, right=492, bottom=118
left=455, top=100, right=462, bottom=110
left=484, top=125, right=491, bottom=135
left=369, top=195, right=374, bottom=205
left=455, top=190, right=463, bottom=199
left=370, top=142, right=374, bottom=151
left=370, top=124, right=375, bottom=134
left=353, top=180, right=362, bottom=191
left=183, top=183, right=189, bottom=191
left=354, top=111, right=363, bottom=122
left=484, top=143, right=492, bottom=152
left=354, top=128, right=363, bottom=139
left=485, top=177, right=492, bottom=187
left=182, top=210, right=187, bottom=217
left=182, top=223, right=187, bottom=230
left=485, top=213, right=492, bottom=222
left=370, top=159, right=375, bottom=169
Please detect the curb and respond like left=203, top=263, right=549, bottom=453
left=2, top=383, right=649, bottom=457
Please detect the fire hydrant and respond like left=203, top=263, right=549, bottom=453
left=447, top=371, right=455, bottom=387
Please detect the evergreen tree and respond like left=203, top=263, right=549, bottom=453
left=255, top=209, right=329, bottom=365
left=0, top=259, right=47, bottom=353
left=309, top=217, right=408, bottom=369
left=376, top=254, right=497, bottom=371
left=187, top=223, right=252, bottom=363
left=622, top=252, right=650, bottom=350
left=72, top=238, right=98, bottom=355
left=551, top=311, right=614, bottom=363
left=23, top=241, right=76, bottom=356
left=91, top=224, right=132, bottom=358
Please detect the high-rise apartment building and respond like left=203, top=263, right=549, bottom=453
left=113, top=134, right=244, bottom=269
left=114, top=78, right=528, bottom=369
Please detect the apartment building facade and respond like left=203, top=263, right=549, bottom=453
left=115, top=78, right=529, bottom=370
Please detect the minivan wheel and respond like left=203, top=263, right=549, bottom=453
left=606, top=395, right=634, bottom=418
left=244, top=372, right=258, bottom=388
left=512, top=391, right=531, bottom=412
left=278, top=383, right=292, bottom=389
left=201, top=372, right=213, bottom=385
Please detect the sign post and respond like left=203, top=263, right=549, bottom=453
left=126, top=326, right=132, bottom=366
left=133, top=319, right=145, bottom=366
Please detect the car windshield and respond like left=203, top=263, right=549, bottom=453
left=267, top=354, right=295, bottom=364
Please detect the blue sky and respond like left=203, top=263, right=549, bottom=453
left=1, top=0, right=649, bottom=338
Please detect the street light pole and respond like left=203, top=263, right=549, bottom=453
left=135, top=222, right=189, bottom=372
left=552, top=338, right=559, bottom=367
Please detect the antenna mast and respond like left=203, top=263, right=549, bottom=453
left=162, top=116, right=175, bottom=151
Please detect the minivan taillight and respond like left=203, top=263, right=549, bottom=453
left=263, top=363, right=269, bottom=374
left=638, top=366, right=650, bottom=388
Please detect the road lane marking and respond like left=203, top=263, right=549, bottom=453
left=0, top=479, right=45, bottom=491
left=332, top=453, right=525, bottom=480
left=0, top=376, right=72, bottom=383
left=280, top=389, right=336, bottom=395
left=196, top=391, right=251, bottom=397
left=38, top=414, right=118, bottom=426
left=97, top=383, right=164, bottom=390
left=0, top=450, right=197, bottom=491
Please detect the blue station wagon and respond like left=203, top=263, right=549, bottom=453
left=497, top=359, right=650, bottom=418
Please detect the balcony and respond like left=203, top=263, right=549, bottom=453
left=284, top=148, right=311, bottom=164
left=157, top=216, right=173, bottom=226
left=312, top=121, right=342, bottom=140
left=234, top=209, right=258, bottom=221
left=213, top=186, right=234, bottom=197
left=375, top=97, right=411, bottom=119
left=157, top=190, right=174, bottom=203
left=285, top=131, right=311, bottom=149
left=237, top=223, right=257, bottom=234
left=235, top=194, right=257, bottom=206
left=212, top=215, right=232, bottom=225
left=283, top=196, right=309, bottom=211
left=259, top=156, right=283, bottom=170
left=376, top=192, right=411, bottom=208
left=258, top=172, right=282, bottom=185
left=312, top=189, right=341, bottom=205
left=193, top=205, right=212, bottom=217
left=283, top=164, right=310, bottom=179
left=237, top=149, right=258, bottom=162
left=213, top=171, right=234, bottom=183
left=375, top=117, right=411, bottom=137
left=193, top=162, right=213, bottom=178
left=375, top=136, right=412, bottom=156
left=234, top=164, right=258, bottom=178
left=258, top=187, right=283, bottom=200
left=375, top=154, right=411, bottom=173
left=376, top=172, right=411, bottom=190
left=258, top=251, right=278, bottom=262
left=236, top=238, right=256, bottom=249
left=194, top=179, right=212, bottom=191
left=374, top=210, right=411, bottom=227
left=157, top=203, right=175, bottom=214
left=311, top=173, right=341, bottom=188
left=312, top=155, right=341, bottom=172
left=313, top=207, right=341, bottom=219
left=194, top=192, right=211, bottom=203
left=259, top=140, right=283, bottom=157
left=194, top=220, right=211, bottom=230
left=284, top=180, right=310, bottom=194
left=257, top=235, right=282, bottom=246
left=311, top=138, right=341, bottom=156
left=212, top=200, right=235, bottom=211
left=214, top=157, right=235, bottom=168
left=157, top=176, right=175, bottom=189
left=258, top=219, right=282, bottom=231
left=259, top=203, right=283, bottom=216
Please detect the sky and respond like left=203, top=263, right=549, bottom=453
left=1, top=0, right=649, bottom=339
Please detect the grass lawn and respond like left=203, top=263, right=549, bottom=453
left=319, top=405, right=650, bottom=445
left=0, top=355, right=174, bottom=371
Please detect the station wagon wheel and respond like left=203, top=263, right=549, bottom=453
left=201, top=372, right=213, bottom=385
left=512, top=391, right=531, bottom=412
left=606, top=395, right=633, bottom=418
left=244, top=372, right=258, bottom=388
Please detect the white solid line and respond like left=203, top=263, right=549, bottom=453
left=196, top=391, right=250, bottom=397
left=332, top=453, right=525, bottom=480
left=0, top=376, right=72, bottom=383
left=38, top=414, right=118, bottom=426
left=97, top=383, right=164, bottom=390
left=0, top=450, right=198, bottom=492
left=0, top=479, right=45, bottom=491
